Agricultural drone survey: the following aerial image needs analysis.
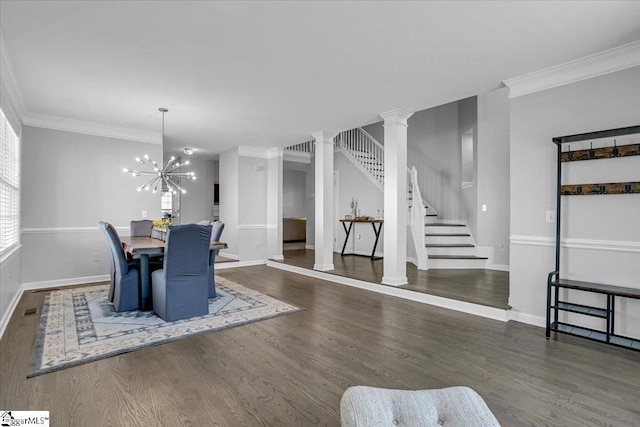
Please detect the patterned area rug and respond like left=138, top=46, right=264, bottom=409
left=29, top=277, right=302, bottom=377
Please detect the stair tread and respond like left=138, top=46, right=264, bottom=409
left=425, top=233, right=471, bottom=236
left=425, top=214, right=438, bottom=217
left=425, top=244, right=475, bottom=247
left=428, top=255, right=489, bottom=260
left=425, top=223, right=466, bottom=227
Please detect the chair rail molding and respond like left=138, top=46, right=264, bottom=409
left=22, top=226, right=130, bottom=235
left=510, top=235, right=640, bottom=253
left=503, top=40, right=640, bottom=98
left=21, top=112, right=162, bottom=144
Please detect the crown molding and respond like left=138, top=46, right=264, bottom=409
left=0, top=31, right=27, bottom=127
left=22, top=112, right=162, bottom=144
left=504, top=40, right=640, bottom=98
left=379, top=109, right=414, bottom=126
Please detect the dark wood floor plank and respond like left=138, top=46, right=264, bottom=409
left=278, top=249, right=510, bottom=308
left=2, top=265, right=640, bottom=426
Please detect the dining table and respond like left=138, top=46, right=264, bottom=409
left=121, top=236, right=228, bottom=311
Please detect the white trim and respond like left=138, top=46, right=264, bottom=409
left=22, top=274, right=110, bottom=291
left=218, top=251, right=238, bottom=260
left=305, top=244, right=315, bottom=250
left=267, top=261, right=510, bottom=322
left=510, top=235, right=640, bottom=253
left=503, top=40, right=640, bottom=98
left=284, top=151, right=312, bottom=164
left=238, top=146, right=271, bottom=158
left=0, top=244, right=22, bottom=267
left=508, top=311, right=546, bottom=328
left=216, top=259, right=266, bottom=269
left=0, top=285, right=23, bottom=341
left=0, top=31, right=27, bottom=119
left=21, top=226, right=130, bottom=236
left=21, top=112, right=162, bottom=144
left=488, top=264, right=510, bottom=272
left=237, top=224, right=277, bottom=230
left=381, top=276, right=408, bottom=286
left=340, top=249, right=384, bottom=258
left=272, top=254, right=285, bottom=261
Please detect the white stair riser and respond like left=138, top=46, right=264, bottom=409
left=426, top=246, right=477, bottom=256
left=425, top=226, right=468, bottom=234
left=425, top=235, right=474, bottom=245
left=428, top=258, right=489, bottom=269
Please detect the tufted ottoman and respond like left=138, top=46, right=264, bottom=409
left=340, top=386, right=500, bottom=426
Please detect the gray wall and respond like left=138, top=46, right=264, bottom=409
left=407, top=101, right=461, bottom=220
left=219, top=148, right=239, bottom=256
left=335, top=151, right=384, bottom=256
left=20, top=126, right=162, bottom=284
left=477, top=88, right=510, bottom=266
left=509, top=66, right=640, bottom=336
left=283, top=168, right=307, bottom=218
left=458, top=97, right=478, bottom=238
left=175, top=156, right=216, bottom=224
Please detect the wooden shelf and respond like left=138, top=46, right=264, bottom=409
left=561, top=181, right=640, bottom=195
left=561, top=143, right=640, bottom=162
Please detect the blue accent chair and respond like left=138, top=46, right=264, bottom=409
left=152, top=224, right=212, bottom=322
left=98, top=221, right=140, bottom=312
left=130, top=219, right=153, bottom=237
left=207, top=222, right=225, bottom=298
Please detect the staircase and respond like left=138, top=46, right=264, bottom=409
left=286, top=128, right=492, bottom=269
left=423, top=222, right=490, bottom=268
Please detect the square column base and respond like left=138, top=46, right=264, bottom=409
left=314, top=264, right=335, bottom=272
left=381, top=276, right=408, bottom=286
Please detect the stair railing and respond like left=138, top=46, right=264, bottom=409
left=408, top=166, right=429, bottom=270
left=335, top=128, right=384, bottom=187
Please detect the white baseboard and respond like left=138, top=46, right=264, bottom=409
left=216, top=259, right=266, bottom=269
left=305, top=244, right=315, bottom=250
left=488, top=264, right=510, bottom=272
left=508, top=311, right=545, bottom=328
left=218, top=251, right=239, bottom=260
left=22, top=274, right=110, bottom=291
left=341, top=249, right=384, bottom=258
left=272, top=254, right=285, bottom=261
left=267, top=261, right=510, bottom=322
left=0, top=285, right=24, bottom=341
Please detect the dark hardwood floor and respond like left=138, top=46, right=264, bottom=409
left=279, top=249, right=510, bottom=309
left=2, top=266, right=639, bottom=426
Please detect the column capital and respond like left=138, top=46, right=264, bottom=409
left=311, top=131, right=337, bottom=144
left=379, top=109, right=414, bottom=126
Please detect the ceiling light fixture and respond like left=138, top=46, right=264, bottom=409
left=123, top=108, right=197, bottom=194
left=183, top=147, right=194, bottom=155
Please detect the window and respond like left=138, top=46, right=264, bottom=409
left=161, top=191, right=172, bottom=218
left=0, top=107, right=20, bottom=255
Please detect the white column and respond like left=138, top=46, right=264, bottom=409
left=312, top=131, right=336, bottom=271
left=380, top=109, right=413, bottom=286
left=266, top=147, right=284, bottom=261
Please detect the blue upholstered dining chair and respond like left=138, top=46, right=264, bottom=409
left=130, top=219, right=154, bottom=237
left=152, top=224, right=212, bottom=322
left=207, top=222, right=225, bottom=298
left=98, top=221, right=140, bottom=312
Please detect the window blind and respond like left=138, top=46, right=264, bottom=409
left=0, top=107, right=20, bottom=254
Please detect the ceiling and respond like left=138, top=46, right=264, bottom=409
left=2, top=1, right=640, bottom=158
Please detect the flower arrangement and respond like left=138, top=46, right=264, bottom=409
left=152, top=218, right=171, bottom=229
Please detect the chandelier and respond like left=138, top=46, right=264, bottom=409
left=123, top=108, right=196, bottom=194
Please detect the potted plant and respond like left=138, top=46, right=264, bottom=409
left=151, top=218, right=171, bottom=241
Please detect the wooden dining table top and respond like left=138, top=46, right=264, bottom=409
left=121, top=236, right=228, bottom=254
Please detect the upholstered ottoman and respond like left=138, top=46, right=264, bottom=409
left=340, top=386, right=500, bottom=426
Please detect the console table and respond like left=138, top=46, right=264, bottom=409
left=339, top=219, right=383, bottom=260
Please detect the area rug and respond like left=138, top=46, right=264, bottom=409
left=28, top=276, right=302, bottom=377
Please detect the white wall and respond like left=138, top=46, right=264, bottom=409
left=305, top=158, right=315, bottom=247
left=20, top=126, right=162, bottom=285
left=238, top=155, right=269, bottom=260
left=458, top=97, right=478, bottom=238
left=509, top=66, right=640, bottom=337
left=477, top=88, right=510, bottom=266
